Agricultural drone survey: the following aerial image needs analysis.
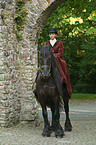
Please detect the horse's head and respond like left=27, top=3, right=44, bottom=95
left=39, top=45, right=51, bottom=79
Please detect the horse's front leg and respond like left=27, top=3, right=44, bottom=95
left=53, top=99, right=64, bottom=138
left=50, top=105, right=55, bottom=132
left=64, top=100, right=72, bottom=131
left=41, top=105, right=51, bottom=137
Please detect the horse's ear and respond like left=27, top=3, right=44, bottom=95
left=38, top=44, right=42, bottom=50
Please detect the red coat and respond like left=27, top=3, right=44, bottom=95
left=44, top=40, right=72, bottom=98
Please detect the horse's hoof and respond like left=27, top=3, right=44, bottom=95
left=65, top=120, right=72, bottom=131
left=55, top=134, right=64, bottom=139
left=42, top=129, right=51, bottom=137
left=55, top=127, right=64, bottom=138
left=65, top=124, right=72, bottom=131
left=65, top=127, right=72, bottom=132
left=42, top=132, right=51, bottom=137
left=56, top=135, right=62, bottom=139
left=55, top=131, right=64, bottom=138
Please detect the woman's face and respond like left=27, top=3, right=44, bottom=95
left=49, top=33, right=57, bottom=40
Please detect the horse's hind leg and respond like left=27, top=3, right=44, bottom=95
left=41, top=105, right=51, bottom=137
left=64, top=99, right=72, bottom=131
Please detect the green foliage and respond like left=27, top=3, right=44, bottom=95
left=72, top=93, right=96, bottom=99
left=38, top=0, right=96, bottom=93
left=14, top=0, right=28, bottom=41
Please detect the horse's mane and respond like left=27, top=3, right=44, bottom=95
left=49, top=48, right=64, bottom=98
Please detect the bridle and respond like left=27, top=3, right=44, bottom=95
left=40, top=64, right=51, bottom=79
left=39, top=45, right=52, bottom=79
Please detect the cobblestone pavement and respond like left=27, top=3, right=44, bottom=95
left=0, top=99, right=96, bottom=145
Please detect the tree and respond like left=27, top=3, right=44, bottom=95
left=38, top=0, right=96, bottom=93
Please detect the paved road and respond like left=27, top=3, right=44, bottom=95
left=0, top=99, right=96, bottom=145
left=39, top=99, right=96, bottom=120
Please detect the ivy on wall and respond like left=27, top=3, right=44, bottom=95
left=14, top=0, right=28, bottom=41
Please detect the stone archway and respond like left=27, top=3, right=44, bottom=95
left=0, top=0, right=67, bottom=127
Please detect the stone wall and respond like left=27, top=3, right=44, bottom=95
left=0, top=0, right=23, bottom=127
left=0, top=0, right=66, bottom=127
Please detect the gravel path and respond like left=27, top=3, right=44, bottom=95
left=0, top=99, right=96, bottom=145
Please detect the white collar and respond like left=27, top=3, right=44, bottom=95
left=50, top=38, right=57, bottom=47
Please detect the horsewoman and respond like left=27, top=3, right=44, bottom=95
left=44, top=28, right=72, bottom=99
left=34, top=28, right=72, bottom=100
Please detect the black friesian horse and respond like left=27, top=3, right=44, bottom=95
left=34, top=45, right=72, bottom=138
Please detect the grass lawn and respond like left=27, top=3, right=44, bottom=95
left=71, top=93, right=96, bottom=99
